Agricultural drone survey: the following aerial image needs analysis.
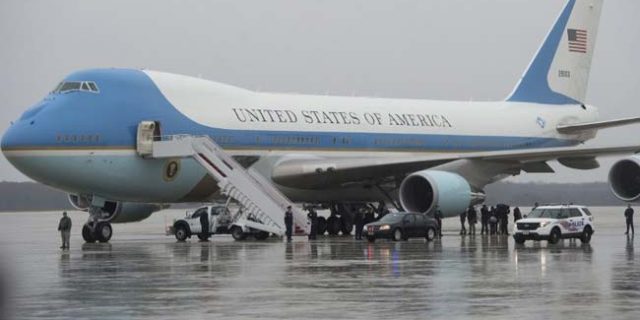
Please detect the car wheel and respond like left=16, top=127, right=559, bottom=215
left=548, top=228, right=561, bottom=244
left=514, top=235, right=526, bottom=244
left=580, top=226, right=593, bottom=244
left=254, top=231, right=269, bottom=240
left=175, top=224, right=189, bottom=242
left=425, top=227, right=436, bottom=242
left=392, top=228, right=404, bottom=241
left=367, top=236, right=376, bottom=243
left=231, top=227, right=247, bottom=241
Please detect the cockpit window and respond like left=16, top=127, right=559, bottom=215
left=59, top=82, right=82, bottom=92
left=52, top=81, right=99, bottom=94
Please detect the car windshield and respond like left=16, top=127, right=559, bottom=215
left=379, top=213, right=404, bottom=223
left=527, top=208, right=568, bottom=219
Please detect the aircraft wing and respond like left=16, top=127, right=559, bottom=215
left=557, top=116, right=640, bottom=134
left=271, top=144, right=640, bottom=188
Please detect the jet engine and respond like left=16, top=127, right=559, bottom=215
left=608, top=156, right=640, bottom=202
left=399, top=170, right=479, bottom=217
left=68, top=194, right=164, bottom=223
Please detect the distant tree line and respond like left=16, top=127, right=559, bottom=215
left=0, top=181, right=625, bottom=212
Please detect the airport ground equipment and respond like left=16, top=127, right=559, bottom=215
left=140, top=128, right=310, bottom=237
left=513, top=205, right=594, bottom=244
left=167, top=203, right=270, bottom=241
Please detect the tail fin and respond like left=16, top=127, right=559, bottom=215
left=507, top=0, right=603, bottom=105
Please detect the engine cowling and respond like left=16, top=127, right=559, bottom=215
left=68, top=194, right=163, bottom=223
left=609, top=156, right=640, bottom=202
left=399, top=170, right=473, bottom=217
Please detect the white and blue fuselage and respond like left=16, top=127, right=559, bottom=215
left=1, top=0, right=608, bottom=206
left=0, top=68, right=596, bottom=203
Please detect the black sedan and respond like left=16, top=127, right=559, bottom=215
left=364, top=212, right=439, bottom=242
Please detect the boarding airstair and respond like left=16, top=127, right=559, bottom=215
left=137, top=123, right=309, bottom=236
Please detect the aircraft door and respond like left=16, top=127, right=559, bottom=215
left=136, top=121, right=161, bottom=157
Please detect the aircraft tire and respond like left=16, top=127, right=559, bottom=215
left=316, top=217, right=327, bottom=235
left=326, top=216, right=341, bottom=235
left=95, top=222, right=112, bottom=243
left=340, top=216, right=353, bottom=235
left=82, top=224, right=96, bottom=243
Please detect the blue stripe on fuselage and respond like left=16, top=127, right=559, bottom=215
left=3, top=69, right=578, bottom=153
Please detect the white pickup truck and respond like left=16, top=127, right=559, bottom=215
left=167, top=204, right=270, bottom=241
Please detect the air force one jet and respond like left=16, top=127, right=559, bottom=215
left=2, top=0, right=640, bottom=241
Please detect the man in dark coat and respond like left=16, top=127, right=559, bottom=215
left=307, top=207, right=318, bottom=240
left=354, top=209, right=365, bottom=240
left=513, top=207, right=523, bottom=222
left=199, top=211, right=209, bottom=240
left=434, top=206, right=443, bottom=238
left=489, top=206, right=498, bottom=235
left=467, top=206, right=477, bottom=236
left=285, top=206, right=294, bottom=242
left=625, top=204, right=634, bottom=235
left=480, top=205, right=489, bottom=235
left=459, top=210, right=467, bottom=235
left=57, top=211, right=72, bottom=249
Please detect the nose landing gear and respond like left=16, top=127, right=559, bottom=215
left=82, top=208, right=113, bottom=243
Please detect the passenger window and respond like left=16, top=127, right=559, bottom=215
left=193, top=208, right=207, bottom=217
left=415, top=215, right=425, bottom=223
left=403, top=215, right=415, bottom=224
left=558, top=209, right=569, bottom=219
left=570, top=209, right=582, bottom=217
left=582, top=208, right=592, bottom=216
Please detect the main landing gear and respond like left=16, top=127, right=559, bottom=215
left=82, top=208, right=113, bottom=243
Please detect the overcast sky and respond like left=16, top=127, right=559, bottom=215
left=1, top=0, right=639, bottom=183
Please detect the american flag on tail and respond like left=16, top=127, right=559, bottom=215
left=567, top=28, right=587, bottom=53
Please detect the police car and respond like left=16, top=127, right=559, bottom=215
left=513, top=205, right=594, bottom=244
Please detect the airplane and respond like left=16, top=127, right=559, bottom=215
left=2, top=0, right=640, bottom=242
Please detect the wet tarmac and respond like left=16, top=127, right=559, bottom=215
left=0, top=207, right=639, bottom=319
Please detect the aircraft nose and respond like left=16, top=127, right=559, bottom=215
left=1, top=123, right=19, bottom=156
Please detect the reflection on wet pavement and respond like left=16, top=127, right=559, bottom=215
left=0, top=209, right=639, bottom=319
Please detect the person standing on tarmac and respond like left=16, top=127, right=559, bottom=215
left=459, top=210, right=467, bottom=235
left=285, top=206, right=294, bottom=242
left=480, top=205, right=489, bottom=235
left=467, top=206, right=477, bottom=236
left=489, top=206, right=498, bottom=235
left=307, top=207, right=318, bottom=240
left=624, top=204, right=634, bottom=235
left=354, top=209, right=365, bottom=240
left=199, top=211, right=209, bottom=241
left=58, top=211, right=72, bottom=249
left=513, top=207, right=522, bottom=223
left=434, top=206, right=443, bottom=238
